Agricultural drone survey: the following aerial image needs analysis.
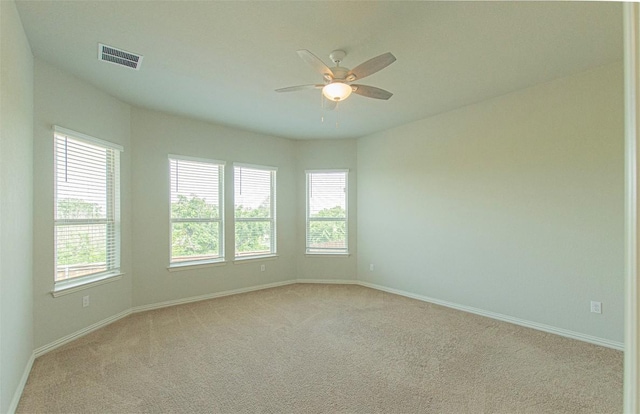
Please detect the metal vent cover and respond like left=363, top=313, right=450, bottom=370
left=98, top=43, right=142, bottom=70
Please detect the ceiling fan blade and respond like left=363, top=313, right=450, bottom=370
left=275, top=84, right=323, bottom=93
left=297, top=49, right=334, bottom=79
left=351, top=84, right=393, bottom=100
left=347, top=52, right=396, bottom=81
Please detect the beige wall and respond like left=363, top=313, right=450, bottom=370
left=0, top=1, right=630, bottom=405
left=295, top=139, right=358, bottom=280
left=130, top=108, right=297, bottom=307
left=33, top=59, right=133, bottom=349
left=357, top=62, right=625, bottom=343
left=0, top=1, right=34, bottom=411
left=9, top=26, right=625, bottom=374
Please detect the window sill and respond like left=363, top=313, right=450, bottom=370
left=52, top=272, right=123, bottom=297
left=167, top=260, right=227, bottom=272
left=232, top=254, right=278, bottom=264
left=305, top=253, right=351, bottom=258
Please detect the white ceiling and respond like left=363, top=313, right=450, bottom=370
left=15, top=1, right=622, bottom=140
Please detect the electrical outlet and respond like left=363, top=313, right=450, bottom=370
left=369, top=264, right=374, bottom=271
left=260, top=264, right=265, bottom=272
left=590, top=301, right=602, bottom=314
left=82, top=295, right=90, bottom=308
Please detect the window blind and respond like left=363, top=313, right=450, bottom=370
left=169, top=156, right=224, bottom=264
left=234, top=165, right=276, bottom=257
left=54, top=130, right=121, bottom=282
left=306, top=171, right=348, bottom=254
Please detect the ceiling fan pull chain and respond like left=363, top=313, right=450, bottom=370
left=336, top=102, right=340, bottom=129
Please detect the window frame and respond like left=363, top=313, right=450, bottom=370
left=53, top=126, right=123, bottom=293
left=168, top=154, right=225, bottom=268
left=233, top=163, right=277, bottom=260
left=305, top=169, right=349, bottom=255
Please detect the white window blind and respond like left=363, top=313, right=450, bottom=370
left=169, top=156, right=224, bottom=265
left=234, top=164, right=276, bottom=258
left=54, top=128, right=121, bottom=284
left=306, top=170, right=348, bottom=254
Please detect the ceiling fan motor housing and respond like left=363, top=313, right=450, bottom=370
left=329, top=66, right=350, bottom=83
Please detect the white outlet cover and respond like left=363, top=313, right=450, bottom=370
left=590, top=301, right=602, bottom=314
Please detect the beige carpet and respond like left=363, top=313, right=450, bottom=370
left=17, top=284, right=622, bottom=413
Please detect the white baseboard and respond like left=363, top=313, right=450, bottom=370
left=17, top=277, right=622, bottom=412
left=131, top=280, right=296, bottom=313
left=7, top=352, right=35, bottom=414
left=357, top=281, right=624, bottom=351
left=33, top=280, right=297, bottom=362
left=33, top=309, right=132, bottom=357
left=33, top=278, right=624, bottom=363
left=295, top=278, right=359, bottom=284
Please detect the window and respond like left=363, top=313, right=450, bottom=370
left=234, top=164, right=276, bottom=258
left=54, top=126, right=122, bottom=287
left=306, top=170, right=348, bottom=254
left=169, top=155, right=224, bottom=265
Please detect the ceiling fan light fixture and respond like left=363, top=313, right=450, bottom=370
left=322, top=82, right=352, bottom=102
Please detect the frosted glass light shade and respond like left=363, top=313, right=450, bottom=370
left=322, top=82, right=352, bottom=102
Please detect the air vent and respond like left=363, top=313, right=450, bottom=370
left=98, top=43, right=143, bottom=70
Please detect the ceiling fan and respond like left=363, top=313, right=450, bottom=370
left=276, top=49, right=396, bottom=108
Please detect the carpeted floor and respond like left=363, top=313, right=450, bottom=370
left=17, top=284, right=622, bottom=413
